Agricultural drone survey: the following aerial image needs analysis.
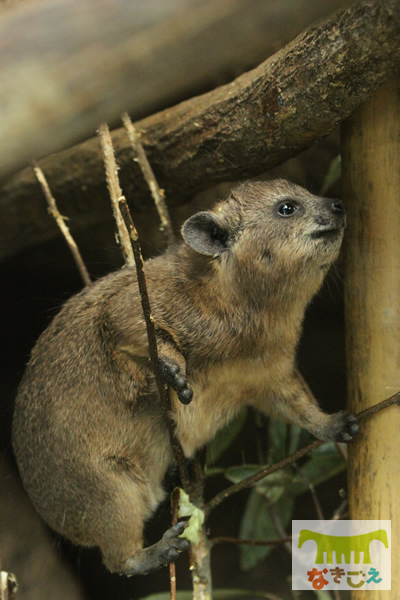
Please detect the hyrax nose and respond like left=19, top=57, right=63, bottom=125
left=331, top=200, right=345, bottom=214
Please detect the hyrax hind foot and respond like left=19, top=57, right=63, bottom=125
left=122, top=522, right=190, bottom=577
left=159, top=357, right=193, bottom=404
left=323, top=411, right=359, bottom=443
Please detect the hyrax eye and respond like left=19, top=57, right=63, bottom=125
left=277, top=201, right=298, bottom=217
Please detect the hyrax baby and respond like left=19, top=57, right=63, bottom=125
left=13, top=179, right=358, bottom=576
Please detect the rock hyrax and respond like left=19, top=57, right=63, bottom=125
left=12, top=179, right=358, bottom=575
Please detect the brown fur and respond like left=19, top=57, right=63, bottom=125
left=12, top=179, right=357, bottom=575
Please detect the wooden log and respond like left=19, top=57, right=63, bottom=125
left=342, top=78, right=400, bottom=599
left=1, top=0, right=400, bottom=261
left=0, top=0, right=352, bottom=180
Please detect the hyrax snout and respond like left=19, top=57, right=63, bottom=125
left=12, top=179, right=358, bottom=576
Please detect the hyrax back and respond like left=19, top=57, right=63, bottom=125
left=12, top=179, right=358, bottom=575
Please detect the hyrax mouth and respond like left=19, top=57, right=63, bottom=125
left=310, top=227, right=342, bottom=240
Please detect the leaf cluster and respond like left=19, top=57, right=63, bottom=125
left=206, top=414, right=347, bottom=571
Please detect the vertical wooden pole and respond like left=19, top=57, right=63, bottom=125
left=342, top=78, right=400, bottom=599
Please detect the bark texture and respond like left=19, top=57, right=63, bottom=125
left=0, top=0, right=352, bottom=179
left=1, top=0, right=400, bottom=261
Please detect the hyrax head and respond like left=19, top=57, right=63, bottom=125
left=182, top=179, right=345, bottom=278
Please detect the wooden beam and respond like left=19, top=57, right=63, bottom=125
left=0, top=0, right=352, bottom=180
left=1, top=0, right=400, bottom=261
left=342, top=78, right=400, bottom=599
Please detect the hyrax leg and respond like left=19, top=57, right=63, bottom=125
left=88, top=475, right=189, bottom=576
left=268, top=372, right=359, bottom=442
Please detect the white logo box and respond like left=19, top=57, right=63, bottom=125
left=292, top=520, right=391, bottom=591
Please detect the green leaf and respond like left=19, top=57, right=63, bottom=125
left=299, top=442, right=346, bottom=487
left=268, top=419, right=311, bottom=460
left=268, top=419, right=288, bottom=461
left=224, top=440, right=345, bottom=497
left=239, top=487, right=294, bottom=570
left=206, top=409, right=247, bottom=465
left=177, top=488, right=205, bottom=545
left=287, top=423, right=303, bottom=455
left=232, top=444, right=346, bottom=570
left=224, top=464, right=264, bottom=484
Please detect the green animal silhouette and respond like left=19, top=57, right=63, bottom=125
left=298, top=529, right=388, bottom=564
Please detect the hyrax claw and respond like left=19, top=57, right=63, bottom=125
left=159, top=356, right=193, bottom=404
left=164, top=520, right=189, bottom=538
left=121, top=522, right=190, bottom=576
left=324, top=411, right=360, bottom=443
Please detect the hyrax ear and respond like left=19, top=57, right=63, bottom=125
left=182, top=212, right=230, bottom=256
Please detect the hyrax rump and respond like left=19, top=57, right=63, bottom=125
left=13, top=179, right=358, bottom=575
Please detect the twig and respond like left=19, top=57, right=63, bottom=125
left=98, top=123, right=135, bottom=267
left=268, top=504, right=293, bottom=555
left=122, top=112, right=174, bottom=247
left=204, top=391, right=400, bottom=515
left=210, top=535, right=292, bottom=547
left=331, top=497, right=348, bottom=521
left=294, top=463, right=325, bottom=521
left=169, top=488, right=180, bottom=600
left=33, top=164, right=91, bottom=287
left=117, top=197, right=190, bottom=490
left=205, top=439, right=322, bottom=516
left=356, top=390, right=400, bottom=419
left=335, top=442, right=348, bottom=462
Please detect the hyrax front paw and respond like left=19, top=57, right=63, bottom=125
left=158, top=521, right=191, bottom=564
left=159, top=357, right=193, bottom=404
left=325, top=411, right=359, bottom=442
left=122, top=521, right=190, bottom=576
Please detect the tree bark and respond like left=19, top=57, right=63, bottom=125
left=1, top=0, right=400, bottom=261
left=0, top=0, right=352, bottom=180
left=342, top=78, right=400, bottom=599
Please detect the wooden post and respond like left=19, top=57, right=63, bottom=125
left=342, top=78, right=400, bottom=598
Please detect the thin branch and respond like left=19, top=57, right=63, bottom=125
left=169, top=488, right=180, bottom=600
left=122, top=112, right=174, bottom=247
left=33, top=164, right=92, bottom=287
left=204, top=391, right=400, bottom=515
left=118, top=197, right=190, bottom=490
left=205, top=439, right=322, bottom=516
left=356, top=390, right=400, bottom=419
left=331, top=497, right=348, bottom=521
left=268, top=504, right=293, bottom=555
left=98, top=123, right=135, bottom=267
left=99, top=125, right=189, bottom=488
left=335, top=442, right=348, bottom=463
left=294, top=464, right=325, bottom=521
